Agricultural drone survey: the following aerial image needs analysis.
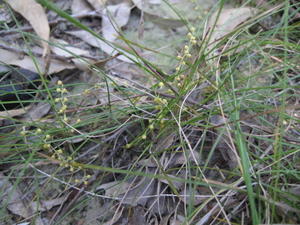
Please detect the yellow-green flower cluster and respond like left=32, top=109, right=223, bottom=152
left=20, top=126, right=53, bottom=151
left=174, top=74, right=186, bottom=88
left=49, top=146, right=92, bottom=185
left=40, top=129, right=52, bottom=151
left=158, top=82, right=164, bottom=88
left=141, top=133, right=147, bottom=140
left=154, top=96, right=168, bottom=110
left=55, top=80, right=69, bottom=116
left=54, top=80, right=71, bottom=124
left=75, top=174, right=92, bottom=185
left=50, top=148, right=76, bottom=172
left=174, top=27, right=197, bottom=86
left=20, top=126, right=27, bottom=137
left=188, top=27, right=197, bottom=45
left=148, top=123, right=154, bottom=130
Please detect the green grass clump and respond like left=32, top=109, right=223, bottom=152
left=0, top=0, right=299, bottom=224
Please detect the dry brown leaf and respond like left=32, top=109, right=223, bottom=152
left=102, top=2, right=131, bottom=42
left=0, top=172, right=65, bottom=219
left=100, top=2, right=132, bottom=62
left=127, top=206, right=146, bottom=225
left=76, top=2, right=132, bottom=62
left=30, top=197, right=66, bottom=212
left=71, top=0, right=93, bottom=15
left=0, top=105, right=31, bottom=120
left=67, top=30, right=134, bottom=63
left=8, top=0, right=50, bottom=55
left=120, top=176, right=155, bottom=206
left=208, top=7, right=257, bottom=41
left=132, top=0, right=217, bottom=27
left=170, top=151, right=201, bottom=166
left=97, top=181, right=132, bottom=197
left=154, top=133, right=175, bottom=152
left=179, top=188, right=203, bottom=205
left=0, top=173, right=43, bottom=225
left=67, top=30, right=103, bottom=49
left=0, top=4, right=12, bottom=23
left=206, top=7, right=257, bottom=54
left=51, top=38, right=91, bottom=70
left=169, top=215, right=185, bottom=225
left=160, top=213, right=173, bottom=225
left=102, top=207, right=124, bottom=225
left=69, top=1, right=134, bottom=63
left=23, top=102, right=51, bottom=121
left=137, top=158, right=158, bottom=167
left=97, top=174, right=156, bottom=206
left=0, top=48, right=74, bottom=74
left=51, top=39, right=90, bottom=57
left=159, top=174, right=183, bottom=189
left=210, top=115, right=238, bottom=168
left=87, top=0, right=107, bottom=11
